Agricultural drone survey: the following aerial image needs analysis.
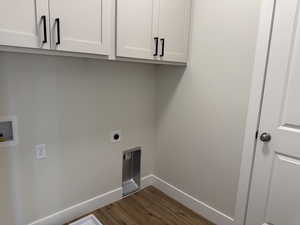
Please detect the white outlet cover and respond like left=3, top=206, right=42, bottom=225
left=111, top=130, right=121, bottom=143
left=36, top=144, right=47, bottom=159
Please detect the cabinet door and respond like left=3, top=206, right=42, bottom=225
left=49, top=0, right=110, bottom=55
left=0, top=0, right=50, bottom=49
left=158, top=0, right=191, bottom=63
left=117, top=0, right=159, bottom=60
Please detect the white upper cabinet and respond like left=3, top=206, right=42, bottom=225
left=0, top=0, right=50, bottom=49
left=0, top=0, right=110, bottom=55
left=0, top=0, right=191, bottom=64
left=158, top=0, right=191, bottom=63
left=117, top=0, right=191, bottom=63
left=117, top=0, right=159, bottom=60
left=49, top=0, right=110, bottom=55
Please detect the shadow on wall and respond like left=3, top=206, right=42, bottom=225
left=156, top=65, right=187, bottom=123
left=0, top=53, right=67, bottom=225
left=0, top=151, right=18, bottom=224
left=0, top=67, right=21, bottom=224
left=0, top=51, right=157, bottom=225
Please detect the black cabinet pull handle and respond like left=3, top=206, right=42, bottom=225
left=160, top=38, right=165, bottom=57
left=41, top=16, right=47, bottom=44
left=153, top=37, right=159, bottom=56
left=55, top=18, right=61, bottom=45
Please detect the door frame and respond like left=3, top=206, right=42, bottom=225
left=233, top=0, right=276, bottom=225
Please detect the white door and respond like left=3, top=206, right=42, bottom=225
left=158, top=0, right=191, bottom=63
left=117, top=0, right=159, bottom=60
left=49, top=0, right=110, bottom=55
left=246, top=0, right=300, bottom=224
left=0, top=0, right=50, bottom=49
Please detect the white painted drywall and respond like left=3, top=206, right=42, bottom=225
left=0, top=0, right=262, bottom=223
left=0, top=52, right=156, bottom=225
left=155, top=0, right=261, bottom=218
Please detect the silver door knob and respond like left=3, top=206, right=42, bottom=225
left=260, top=132, right=271, bottom=142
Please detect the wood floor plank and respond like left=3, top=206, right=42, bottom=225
left=139, top=188, right=211, bottom=225
left=144, top=187, right=214, bottom=225
left=93, top=209, right=120, bottom=225
left=132, top=191, right=191, bottom=225
left=118, top=196, right=165, bottom=225
left=102, top=202, right=140, bottom=225
left=64, top=186, right=215, bottom=225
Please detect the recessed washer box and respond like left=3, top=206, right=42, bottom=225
left=0, top=116, right=18, bottom=148
left=122, top=147, right=141, bottom=196
left=69, top=214, right=103, bottom=225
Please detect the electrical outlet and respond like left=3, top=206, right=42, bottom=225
left=35, top=144, right=47, bottom=159
left=111, top=130, right=121, bottom=143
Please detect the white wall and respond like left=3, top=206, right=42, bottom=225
left=0, top=0, right=263, bottom=223
left=0, top=52, right=156, bottom=225
left=155, top=0, right=261, bottom=218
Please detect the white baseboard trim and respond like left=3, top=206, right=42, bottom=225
left=28, top=174, right=234, bottom=225
left=152, top=175, right=234, bottom=225
left=28, top=175, right=154, bottom=225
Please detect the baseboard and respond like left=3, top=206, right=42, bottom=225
left=28, top=175, right=154, bottom=225
left=152, top=175, right=234, bottom=225
left=28, top=174, right=234, bottom=225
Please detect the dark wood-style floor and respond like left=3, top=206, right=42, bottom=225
left=65, top=186, right=215, bottom=225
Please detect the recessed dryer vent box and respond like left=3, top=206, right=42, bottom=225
left=0, top=116, right=18, bottom=148
left=122, top=147, right=141, bottom=196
